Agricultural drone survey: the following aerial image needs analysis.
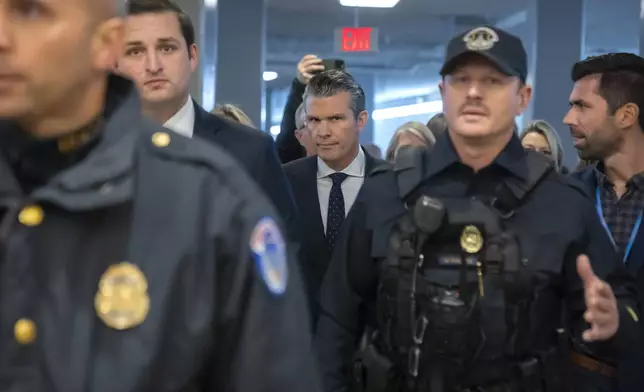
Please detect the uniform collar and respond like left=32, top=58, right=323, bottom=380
left=0, top=74, right=144, bottom=209
left=425, top=130, right=530, bottom=181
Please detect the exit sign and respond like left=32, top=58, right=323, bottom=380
left=335, top=27, right=379, bottom=52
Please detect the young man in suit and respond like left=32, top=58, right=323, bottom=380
left=116, top=0, right=297, bottom=231
left=283, top=70, right=387, bottom=327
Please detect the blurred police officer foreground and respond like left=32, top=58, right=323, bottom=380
left=0, top=0, right=321, bottom=391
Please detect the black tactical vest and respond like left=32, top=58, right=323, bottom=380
left=374, top=147, right=554, bottom=391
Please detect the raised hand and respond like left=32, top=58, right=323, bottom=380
left=577, top=254, right=619, bottom=342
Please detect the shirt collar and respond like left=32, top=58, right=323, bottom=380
left=594, top=163, right=608, bottom=189
left=317, top=146, right=366, bottom=179
left=163, top=95, right=195, bottom=138
left=425, top=130, right=530, bottom=181
left=595, top=162, right=644, bottom=190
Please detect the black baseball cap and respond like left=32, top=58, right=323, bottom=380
left=439, top=25, right=528, bottom=82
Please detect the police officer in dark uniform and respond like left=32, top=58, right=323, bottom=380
left=314, top=25, right=640, bottom=392
left=0, top=0, right=320, bottom=391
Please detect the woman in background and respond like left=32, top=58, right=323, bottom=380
left=212, top=104, right=255, bottom=128
left=519, top=119, right=565, bottom=172
left=426, top=112, right=448, bottom=139
left=385, top=121, right=436, bottom=162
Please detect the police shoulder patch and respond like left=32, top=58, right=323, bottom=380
left=250, top=217, right=288, bottom=296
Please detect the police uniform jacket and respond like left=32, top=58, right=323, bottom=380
left=314, top=132, right=640, bottom=392
left=0, top=75, right=321, bottom=392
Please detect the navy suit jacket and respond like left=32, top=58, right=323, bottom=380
left=282, top=150, right=387, bottom=327
left=192, top=101, right=298, bottom=235
left=571, top=166, right=644, bottom=392
left=571, top=167, right=644, bottom=273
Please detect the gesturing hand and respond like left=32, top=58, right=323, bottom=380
left=577, top=255, right=619, bottom=342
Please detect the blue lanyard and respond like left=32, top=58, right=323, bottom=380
left=595, top=186, right=643, bottom=263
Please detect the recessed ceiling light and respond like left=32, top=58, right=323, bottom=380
left=263, top=71, right=278, bottom=81
left=339, top=0, right=400, bottom=8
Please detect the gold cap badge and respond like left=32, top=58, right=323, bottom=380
left=95, top=262, right=150, bottom=330
left=460, top=225, right=484, bottom=254
left=463, top=26, right=499, bottom=51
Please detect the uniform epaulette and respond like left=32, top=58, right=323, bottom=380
left=363, top=167, right=406, bottom=230
left=369, top=161, right=393, bottom=177
left=393, top=146, right=428, bottom=200
left=140, top=127, right=247, bottom=176
left=552, top=172, right=593, bottom=200
left=138, top=126, right=267, bottom=205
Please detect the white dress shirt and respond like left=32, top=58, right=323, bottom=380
left=317, top=147, right=366, bottom=232
left=163, top=95, right=195, bottom=138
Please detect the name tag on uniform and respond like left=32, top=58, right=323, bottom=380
left=438, top=254, right=477, bottom=267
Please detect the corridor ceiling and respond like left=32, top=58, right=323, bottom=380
left=263, top=0, right=639, bottom=90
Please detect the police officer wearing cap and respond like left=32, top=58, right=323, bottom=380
left=0, top=0, right=320, bottom=391
left=314, top=25, right=639, bottom=392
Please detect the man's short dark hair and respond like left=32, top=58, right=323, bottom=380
left=304, top=70, right=366, bottom=118
left=572, top=53, right=644, bottom=130
left=127, top=0, right=195, bottom=50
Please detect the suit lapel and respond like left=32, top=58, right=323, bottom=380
left=627, top=223, right=644, bottom=271
left=192, top=100, right=223, bottom=143
left=298, top=157, right=329, bottom=258
left=355, top=148, right=384, bottom=205
left=364, top=148, right=377, bottom=174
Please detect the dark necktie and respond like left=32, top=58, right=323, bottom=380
left=326, top=172, right=349, bottom=253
